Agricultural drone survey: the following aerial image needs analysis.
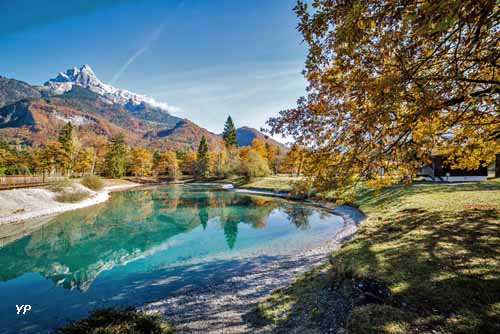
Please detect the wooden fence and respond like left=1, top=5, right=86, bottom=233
left=0, top=176, right=66, bottom=190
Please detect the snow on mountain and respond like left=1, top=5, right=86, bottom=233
left=44, top=64, right=179, bottom=114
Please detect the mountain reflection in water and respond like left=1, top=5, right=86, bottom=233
left=0, top=185, right=322, bottom=291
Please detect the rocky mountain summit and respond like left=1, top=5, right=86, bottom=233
left=44, top=64, right=177, bottom=114
left=0, top=65, right=277, bottom=150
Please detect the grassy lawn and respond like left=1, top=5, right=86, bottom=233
left=239, top=175, right=303, bottom=192
left=257, top=179, right=500, bottom=334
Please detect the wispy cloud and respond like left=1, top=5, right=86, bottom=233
left=110, top=21, right=166, bottom=84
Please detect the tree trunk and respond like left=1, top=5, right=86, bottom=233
left=496, top=154, right=500, bottom=178
left=296, top=158, right=304, bottom=177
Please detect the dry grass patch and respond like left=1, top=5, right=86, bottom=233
left=48, top=178, right=74, bottom=193
left=80, top=175, right=104, bottom=191
left=55, top=191, right=90, bottom=203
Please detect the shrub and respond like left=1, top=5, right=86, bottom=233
left=55, top=191, right=90, bottom=203
left=56, top=307, right=173, bottom=334
left=48, top=179, right=73, bottom=193
left=81, top=175, right=104, bottom=191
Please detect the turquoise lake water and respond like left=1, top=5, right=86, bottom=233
left=0, top=184, right=343, bottom=333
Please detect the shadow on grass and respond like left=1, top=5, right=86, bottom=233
left=251, top=206, right=500, bottom=333
left=342, top=207, right=499, bottom=333
left=354, top=180, right=500, bottom=210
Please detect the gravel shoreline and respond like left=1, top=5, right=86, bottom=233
left=143, top=189, right=365, bottom=334
left=0, top=183, right=138, bottom=225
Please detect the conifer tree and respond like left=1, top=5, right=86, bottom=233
left=222, top=116, right=238, bottom=148
left=104, top=134, right=128, bottom=178
left=58, top=122, right=80, bottom=175
left=195, top=136, right=210, bottom=180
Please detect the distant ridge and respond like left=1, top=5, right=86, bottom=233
left=235, top=126, right=284, bottom=147
left=0, top=65, right=282, bottom=151
left=0, top=65, right=222, bottom=150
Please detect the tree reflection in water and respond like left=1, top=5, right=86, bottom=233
left=282, top=203, right=314, bottom=230
left=0, top=185, right=322, bottom=291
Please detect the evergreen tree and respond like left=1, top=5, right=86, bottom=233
left=152, top=150, right=161, bottom=174
left=58, top=122, right=80, bottom=175
left=195, top=136, right=210, bottom=180
left=104, top=134, right=128, bottom=178
left=222, top=116, right=238, bottom=148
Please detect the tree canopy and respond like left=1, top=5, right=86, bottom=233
left=267, top=0, right=499, bottom=194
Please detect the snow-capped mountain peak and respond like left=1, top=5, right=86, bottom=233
left=44, top=64, right=178, bottom=114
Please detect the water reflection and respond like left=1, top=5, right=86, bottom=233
left=0, top=185, right=317, bottom=291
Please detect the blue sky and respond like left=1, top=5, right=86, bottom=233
left=0, top=0, right=307, bottom=140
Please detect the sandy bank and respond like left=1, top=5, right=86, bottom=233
left=0, top=181, right=138, bottom=225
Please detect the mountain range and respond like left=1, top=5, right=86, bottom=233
left=0, top=65, right=282, bottom=150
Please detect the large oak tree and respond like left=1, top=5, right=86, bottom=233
left=268, top=0, right=499, bottom=194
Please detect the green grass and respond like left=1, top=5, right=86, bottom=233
left=56, top=308, right=173, bottom=334
left=256, top=179, right=500, bottom=334
left=240, top=175, right=303, bottom=192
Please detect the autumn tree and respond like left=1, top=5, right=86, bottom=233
left=104, top=134, right=128, bottom=178
left=238, top=146, right=251, bottom=162
left=195, top=136, right=210, bottom=180
left=210, top=149, right=230, bottom=179
left=267, top=0, right=500, bottom=194
left=283, top=144, right=306, bottom=176
left=154, top=150, right=178, bottom=180
left=222, top=116, right=238, bottom=148
left=181, top=151, right=197, bottom=176
left=74, top=147, right=95, bottom=175
left=251, top=138, right=268, bottom=160
left=241, top=149, right=270, bottom=179
left=128, top=147, right=153, bottom=176
left=0, top=147, right=15, bottom=175
left=85, top=135, right=109, bottom=175
left=265, top=143, right=285, bottom=174
left=38, top=141, right=68, bottom=177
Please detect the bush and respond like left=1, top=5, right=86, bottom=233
left=48, top=179, right=73, bottom=193
left=81, top=175, right=104, bottom=191
left=55, top=191, right=90, bottom=203
left=56, top=307, right=173, bottom=334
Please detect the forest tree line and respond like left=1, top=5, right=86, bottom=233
left=0, top=116, right=305, bottom=180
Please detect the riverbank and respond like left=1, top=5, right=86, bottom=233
left=0, top=179, right=139, bottom=225
left=257, top=179, right=500, bottom=334
left=141, top=187, right=365, bottom=334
